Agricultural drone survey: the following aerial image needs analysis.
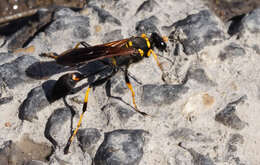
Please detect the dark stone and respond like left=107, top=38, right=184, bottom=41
left=103, top=29, right=123, bottom=43
left=226, top=133, right=244, bottom=153
left=110, top=76, right=128, bottom=95
left=0, top=56, right=39, bottom=89
left=73, top=25, right=90, bottom=39
left=188, top=148, right=215, bottom=165
left=0, top=96, right=13, bottom=105
left=169, top=10, right=226, bottom=55
left=116, top=106, right=135, bottom=122
left=77, top=128, right=101, bottom=152
left=53, top=8, right=77, bottom=19
left=228, top=133, right=244, bottom=145
left=219, top=43, right=245, bottom=61
left=179, top=143, right=215, bottom=165
left=45, top=107, right=72, bottom=147
left=173, top=43, right=181, bottom=56
left=170, top=128, right=213, bottom=142
left=187, top=68, right=216, bottom=86
left=227, top=144, right=237, bottom=153
left=91, top=5, right=121, bottom=25
left=170, top=128, right=195, bottom=140
left=239, top=8, right=260, bottom=34
left=94, top=129, right=148, bottom=165
left=135, top=0, right=158, bottom=15
left=135, top=16, right=159, bottom=34
left=215, top=96, right=247, bottom=130
left=141, top=84, right=189, bottom=106
left=46, top=13, right=90, bottom=39
left=19, top=85, right=50, bottom=122
left=225, top=134, right=245, bottom=164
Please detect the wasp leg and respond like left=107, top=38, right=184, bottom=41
left=64, top=87, right=90, bottom=154
left=148, top=49, right=163, bottom=72
left=124, top=67, right=148, bottom=116
left=64, top=68, right=118, bottom=154
left=74, top=41, right=91, bottom=48
left=39, top=52, right=59, bottom=59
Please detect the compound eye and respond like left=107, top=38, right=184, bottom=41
left=159, top=41, right=167, bottom=51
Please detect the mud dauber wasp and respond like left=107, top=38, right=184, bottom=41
left=41, top=32, right=168, bottom=154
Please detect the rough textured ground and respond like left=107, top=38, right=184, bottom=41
left=0, top=0, right=260, bottom=165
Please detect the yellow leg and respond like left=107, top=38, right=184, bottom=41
left=64, top=87, right=91, bottom=154
left=126, top=83, right=137, bottom=109
left=124, top=69, right=148, bottom=116
left=148, top=49, right=163, bottom=71
left=74, top=42, right=81, bottom=48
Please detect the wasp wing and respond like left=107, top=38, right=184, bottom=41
left=56, top=40, right=137, bottom=66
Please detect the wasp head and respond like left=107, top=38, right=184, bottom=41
left=150, top=32, right=167, bottom=52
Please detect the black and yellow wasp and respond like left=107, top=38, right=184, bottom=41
left=41, top=32, right=168, bottom=154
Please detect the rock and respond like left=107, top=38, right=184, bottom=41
left=136, top=16, right=159, bottom=34
left=215, top=96, right=247, bottom=130
left=28, top=7, right=90, bottom=54
left=228, top=133, right=244, bottom=145
left=53, top=8, right=77, bottom=19
left=77, top=128, right=101, bottom=153
left=187, top=68, right=216, bottom=86
left=238, top=8, right=260, bottom=35
left=46, top=14, right=90, bottom=39
left=135, top=0, right=158, bottom=15
left=109, top=74, right=128, bottom=95
left=0, top=96, right=13, bottom=105
left=226, top=133, right=244, bottom=153
left=225, top=134, right=245, bottom=164
left=103, top=29, right=123, bottom=43
left=90, top=5, right=121, bottom=25
left=116, top=105, right=135, bottom=122
left=188, top=148, right=215, bottom=165
left=170, top=128, right=213, bottom=142
left=218, top=43, right=245, bottom=61
left=179, top=143, right=215, bottom=165
left=141, top=84, right=189, bottom=106
left=0, top=55, right=38, bottom=88
left=44, top=107, right=72, bottom=147
left=173, top=149, right=193, bottom=165
left=169, top=10, right=226, bottom=55
left=19, top=85, right=50, bottom=122
left=94, top=129, right=148, bottom=165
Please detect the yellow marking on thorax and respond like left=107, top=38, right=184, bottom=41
left=128, top=41, right=133, bottom=47
left=141, top=33, right=151, bottom=48
left=138, top=49, right=144, bottom=56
